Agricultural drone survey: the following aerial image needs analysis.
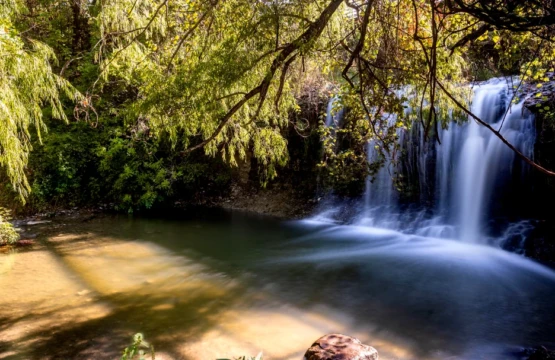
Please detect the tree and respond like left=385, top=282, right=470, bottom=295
left=2, top=0, right=555, bottom=206
left=0, top=0, right=80, bottom=199
left=91, top=0, right=469, bottom=181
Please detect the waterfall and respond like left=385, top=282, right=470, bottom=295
left=446, top=79, right=535, bottom=242
left=360, top=114, right=402, bottom=228
left=325, top=95, right=344, bottom=128
left=317, top=78, right=536, bottom=244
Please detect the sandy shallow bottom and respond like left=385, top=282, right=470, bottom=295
left=0, top=230, right=417, bottom=360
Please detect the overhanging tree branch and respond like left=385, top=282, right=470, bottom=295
left=443, top=0, right=555, bottom=32
left=342, top=0, right=374, bottom=89
left=449, top=23, right=491, bottom=53
left=184, top=0, right=345, bottom=153
left=436, top=79, right=555, bottom=176
left=166, top=1, right=219, bottom=72
left=92, top=0, right=169, bottom=91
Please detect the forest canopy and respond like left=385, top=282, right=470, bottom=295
left=1, top=0, right=554, bottom=206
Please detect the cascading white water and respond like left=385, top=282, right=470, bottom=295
left=325, top=95, right=344, bottom=128
left=360, top=113, right=402, bottom=228
left=364, top=137, right=396, bottom=210
left=445, top=79, right=535, bottom=242
left=317, top=78, right=536, bottom=244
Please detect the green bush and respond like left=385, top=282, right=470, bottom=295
left=0, top=208, right=19, bottom=245
left=23, top=116, right=232, bottom=213
left=121, top=333, right=155, bottom=360
left=28, top=121, right=104, bottom=210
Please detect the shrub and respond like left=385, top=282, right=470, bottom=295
left=24, top=117, right=232, bottom=213
left=0, top=208, right=19, bottom=245
left=121, top=333, right=155, bottom=360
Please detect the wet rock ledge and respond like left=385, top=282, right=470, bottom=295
left=526, top=346, right=555, bottom=360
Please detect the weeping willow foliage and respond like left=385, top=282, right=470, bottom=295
left=0, top=2, right=79, bottom=199
left=94, top=0, right=353, bottom=181
left=93, top=0, right=477, bottom=183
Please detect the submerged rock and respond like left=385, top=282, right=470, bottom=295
left=526, top=346, right=555, bottom=360
left=25, top=220, right=52, bottom=226
left=303, top=334, right=378, bottom=360
left=15, top=239, right=35, bottom=247
left=524, top=220, right=555, bottom=264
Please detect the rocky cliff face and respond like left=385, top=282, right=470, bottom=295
left=520, top=77, right=555, bottom=264
left=522, top=75, right=555, bottom=212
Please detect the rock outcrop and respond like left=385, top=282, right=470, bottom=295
left=519, top=75, right=555, bottom=263
left=523, top=80, right=555, bottom=111
left=526, top=346, right=555, bottom=360
left=303, top=334, right=378, bottom=360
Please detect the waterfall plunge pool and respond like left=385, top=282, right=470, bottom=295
left=1, top=209, right=554, bottom=360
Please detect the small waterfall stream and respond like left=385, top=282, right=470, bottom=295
left=325, top=95, right=344, bottom=128
left=316, top=78, right=536, bottom=244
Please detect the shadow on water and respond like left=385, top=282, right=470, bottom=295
left=0, top=288, right=249, bottom=359
left=2, top=209, right=555, bottom=359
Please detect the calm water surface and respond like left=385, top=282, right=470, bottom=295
left=1, top=209, right=554, bottom=359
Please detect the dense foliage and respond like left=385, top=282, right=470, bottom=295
left=0, top=0, right=80, bottom=199
left=1, top=0, right=554, bottom=210
left=0, top=208, right=19, bottom=245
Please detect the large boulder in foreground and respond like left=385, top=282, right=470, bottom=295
left=303, top=334, right=378, bottom=360
left=526, top=346, right=555, bottom=360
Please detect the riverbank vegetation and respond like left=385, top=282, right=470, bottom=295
left=0, top=208, right=19, bottom=245
left=1, top=0, right=554, bottom=213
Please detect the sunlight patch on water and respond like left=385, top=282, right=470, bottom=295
left=50, top=232, right=234, bottom=298
left=0, top=243, right=112, bottom=359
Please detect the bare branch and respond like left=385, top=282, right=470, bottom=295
left=166, top=1, right=218, bottom=72
left=436, top=79, right=555, bottom=176
left=342, top=0, right=374, bottom=88
left=275, top=54, right=298, bottom=114
left=449, top=23, right=492, bottom=53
